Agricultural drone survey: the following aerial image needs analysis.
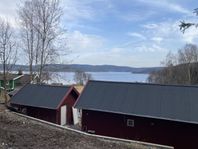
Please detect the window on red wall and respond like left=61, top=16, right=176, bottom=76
left=127, top=119, right=134, bottom=127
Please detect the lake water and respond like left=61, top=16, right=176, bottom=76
left=49, top=72, right=149, bottom=85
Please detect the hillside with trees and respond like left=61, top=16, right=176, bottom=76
left=148, top=44, right=198, bottom=85
left=148, top=8, right=198, bottom=85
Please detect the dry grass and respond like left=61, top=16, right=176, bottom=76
left=0, top=105, right=170, bottom=149
left=0, top=91, right=10, bottom=104
left=74, top=85, right=84, bottom=93
left=0, top=108, right=143, bottom=149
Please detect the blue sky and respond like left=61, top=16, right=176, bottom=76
left=1, top=0, right=198, bottom=67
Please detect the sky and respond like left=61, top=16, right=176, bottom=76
left=1, top=0, right=198, bottom=67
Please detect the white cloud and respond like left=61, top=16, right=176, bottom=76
left=126, top=22, right=179, bottom=53
left=168, top=3, right=190, bottom=14
left=136, top=19, right=198, bottom=56
left=0, top=0, right=20, bottom=28
left=141, top=23, right=159, bottom=29
left=127, top=32, right=146, bottom=40
left=71, top=47, right=136, bottom=66
left=120, top=10, right=155, bottom=22
left=67, top=30, right=105, bottom=53
left=62, top=0, right=95, bottom=21
left=145, top=20, right=198, bottom=44
left=136, top=0, right=191, bottom=15
left=135, top=44, right=167, bottom=52
left=151, top=37, right=163, bottom=43
left=0, top=0, right=96, bottom=28
left=181, top=26, right=198, bottom=43
left=71, top=45, right=165, bottom=67
left=109, top=47, right=124, bottom=53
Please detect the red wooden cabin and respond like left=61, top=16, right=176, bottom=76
left=10, top=84, right=79, bottom=125
left=75, top=80, right=198, bottom=149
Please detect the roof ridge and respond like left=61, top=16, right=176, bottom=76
left=30, top=83, right=71, bottom=88
left=88, top=80, right=198, bottom=88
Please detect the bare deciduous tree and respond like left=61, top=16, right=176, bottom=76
left=18, top=0, right=38, bottom=81
left=74, top=71, right=92, bottom=85
left=18, top=0, right=63, bottom=83
left=0, top=18, right=17, bottom=102
left=178, top=44, right=198, bottom=83
left=148, top=44, right=198, bottom=85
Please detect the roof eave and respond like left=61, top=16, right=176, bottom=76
left=77, top=107, right=198, bottom=125
left=10, top=102, right=57, bottom=110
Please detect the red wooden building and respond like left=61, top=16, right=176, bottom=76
left=75, top=80, right=198, bottom=149
left=10, top=84, right=79, bottom=125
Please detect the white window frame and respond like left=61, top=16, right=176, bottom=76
left=127, top=119, right=134, bottom=127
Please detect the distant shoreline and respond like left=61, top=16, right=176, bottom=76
left=0, top=64, right=162, bottom=74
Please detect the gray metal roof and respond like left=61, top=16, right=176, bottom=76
left=10, top=84, right=71, bottom=109
left=75, top=80, right=198, bottom=124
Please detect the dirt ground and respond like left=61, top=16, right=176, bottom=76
left=0, top=104, right=168, bottom=149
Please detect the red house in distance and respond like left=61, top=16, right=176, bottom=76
left=75, top=80, right=198, bottom=149
left=10, top=84, right=79, bottom=125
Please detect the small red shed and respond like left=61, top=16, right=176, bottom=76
left=75, top=80, right=198, bottom=149
left=10, top=84, right=79, bottom=125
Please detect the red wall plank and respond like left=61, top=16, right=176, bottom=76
left=82, top=109, right=198, bottom=149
